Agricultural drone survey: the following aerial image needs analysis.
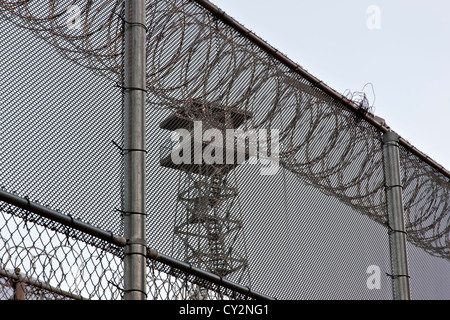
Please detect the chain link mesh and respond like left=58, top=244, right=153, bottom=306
left=0, top=204, right=123, bottom=300
left=0, top=5, right=124, bottom=238
left=147, top=259, right=255, bottom=300
left=0, top=0, right=448, bottom=300
left=399, top=146, right=449, bottom=300
left=0, top=198, right=265, bottom=300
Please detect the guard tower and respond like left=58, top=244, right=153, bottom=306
left=160, top=100, right=252, bottom=296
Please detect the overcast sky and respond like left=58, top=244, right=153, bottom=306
left=213, top=0, right=450, bottom=170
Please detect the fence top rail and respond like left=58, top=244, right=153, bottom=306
left=192, top=0, right=450, bottom=179
left=0, top=189, right=127, bottom=247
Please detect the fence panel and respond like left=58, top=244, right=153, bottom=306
left=0, top=0, right=448, bottom=300
left=0, top=202, right=123, bottom=300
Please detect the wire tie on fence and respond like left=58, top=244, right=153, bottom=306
left=386, top=224, right=408, bottom=236
left=123, top=289, right=148, bottom=298
left=245, top=285, right=252, bottom=295
left=115, top=82, right=148, bottom=93
left=64, top=231, right=70, bottom=245
left=388, top=229, right=408, bottom=236
left=112, top=140, right=148, bottom=155
left=384, top=184, right=404, bottom=191
left=96, top=249, right=104, bottom=261
left=112, top=140, right=123, bottom=153
left=107, top=280, right=125, bottom=293
left=24, top=196, right=31, bottom=231
left=64, top=214, right=74, bottom=245
left=113, top=12, right=148, bottom=33
left=124, top=251, right=147, bottom=258
left=385, top=273, right=410, bottom=279
left=24, top=195, right=31, bottom=211
left=115, top=208, right=147, bottom=217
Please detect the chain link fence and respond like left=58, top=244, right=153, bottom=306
left=0, top=191, right=268, bottom=300
left=0, top=0, right=448, bottom=300
left=0, top=201, right=123, bottom=300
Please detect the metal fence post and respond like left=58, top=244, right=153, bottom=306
left=123, top=0, right=147, bottom=300
left=382, top=131, right=411, bottom=300
left=13, top=268, right=25, bottom=300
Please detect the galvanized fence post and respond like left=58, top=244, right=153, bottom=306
left=383, top=131, right=411, bottom=300
left=123, top=0, right=147, bottom=300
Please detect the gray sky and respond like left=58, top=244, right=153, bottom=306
left=213, top=0, right=450, bottom=170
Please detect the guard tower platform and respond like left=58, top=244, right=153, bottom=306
left=160, top=100, right=253, bottom=176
